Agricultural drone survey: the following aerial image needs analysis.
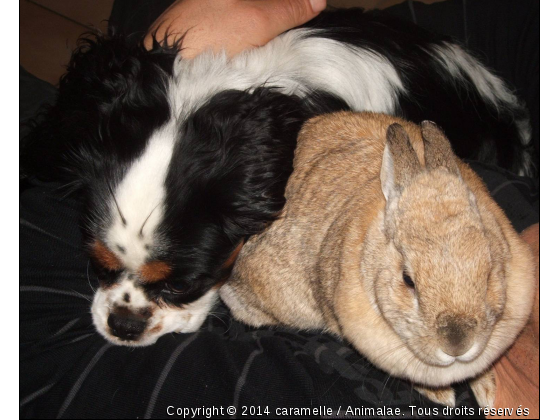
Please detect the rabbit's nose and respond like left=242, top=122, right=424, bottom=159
left=436, top=314, right=477, bottom=357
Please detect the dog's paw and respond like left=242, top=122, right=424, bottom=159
left=470, top=369, right=496, bottom=409
left=415, top=385, right=456, bottom=407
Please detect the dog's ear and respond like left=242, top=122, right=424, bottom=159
left=166, top=87, right=348, bottom=243
left=209, top=87, right=348, bottom=239
left=21, top=29, right=179, bottom=191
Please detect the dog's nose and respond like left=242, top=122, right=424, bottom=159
left=108, top=309, right=148, bottom=341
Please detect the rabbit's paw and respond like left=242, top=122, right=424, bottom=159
left=470, top=369, right=496, bottom=409
left=415, top=385, right=456, bottom=407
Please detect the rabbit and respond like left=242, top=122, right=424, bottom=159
left=220, top=112, right=535, bottom=408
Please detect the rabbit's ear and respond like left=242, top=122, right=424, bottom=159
left=421, top=121, right=460, bottom=176
left=381, top=123, right=422, bottom=202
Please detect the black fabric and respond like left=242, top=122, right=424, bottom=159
left=465, top=161, right=539, bottom=233
left=19, top=66, right=57, bottom=145
left=20, top=1, right=538, bottom=418
left=19, top=66, right=57, bottom=194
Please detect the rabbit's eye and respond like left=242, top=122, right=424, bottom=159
left=403, top=273, right=415, bottom=288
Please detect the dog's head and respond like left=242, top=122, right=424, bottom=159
left=85, top=87, right=312, bottom=346
left=22, top=31, right=348, bottom=345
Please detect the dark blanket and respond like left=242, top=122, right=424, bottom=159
left=20, top=1, right=538, bottom=418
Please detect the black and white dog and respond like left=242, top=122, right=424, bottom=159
left=23, top=9, right=532, bottom=346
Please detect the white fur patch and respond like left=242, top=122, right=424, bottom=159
left=515, top=118, right=532, bottom=146
left=169, top=29, right=404, bottom=118
left=456, top=340, right=482, bottom=362
left=431, top=42, right=533, bottom=175
left=106, top=122, right=176, bottom=270
left=431, top=42, right=520, bottom=111
left=434, top=349, right=456, bottom=366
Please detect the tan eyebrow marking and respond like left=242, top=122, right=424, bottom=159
left=91, top=240, right=122, bottom=271
left=139, top=261, right=172, bottom=283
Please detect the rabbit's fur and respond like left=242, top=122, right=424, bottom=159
left=220, top=112, right=535, bottom=407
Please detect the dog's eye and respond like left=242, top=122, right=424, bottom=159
left=403, top=273, right=415, bottom=288
left=165, top=280, right=187, bottom=294
left=90, top=260, right=123, bottom=285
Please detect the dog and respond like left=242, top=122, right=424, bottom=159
left=22, top=9, right=532, bottom=346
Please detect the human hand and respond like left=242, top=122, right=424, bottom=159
left=488, top=223, right=539, bottom=419
left=144, top=0, right=326, bottom=59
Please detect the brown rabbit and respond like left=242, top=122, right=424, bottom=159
left=220, top=112, right=535, bottom=408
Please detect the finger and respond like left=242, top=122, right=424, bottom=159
left=254, top=0, right=326, bottom=35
